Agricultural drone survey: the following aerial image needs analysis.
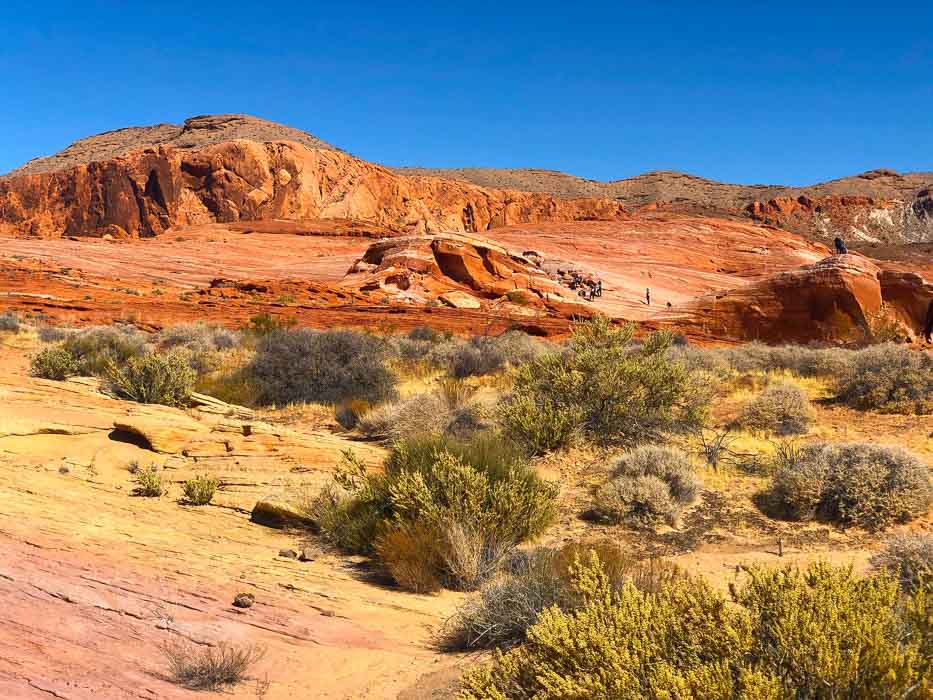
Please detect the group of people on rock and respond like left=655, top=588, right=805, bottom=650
left=569, top=273, right=602, bottom=301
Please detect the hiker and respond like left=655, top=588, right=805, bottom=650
left=834, top=237, right=848, bottom=255
left=924, top=299, right=933, bottom=344
left=645, top=288, right=651, bottom=306
left=595, top=280, right=602, bottom=298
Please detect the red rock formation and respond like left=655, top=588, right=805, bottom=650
left=0, top=118, right=625, bottom=239
left=662, top=254, right=932, bottom=343
left=343, top=233, right=588, bottom=317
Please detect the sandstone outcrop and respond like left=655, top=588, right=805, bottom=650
left=659, top=254, right=932, bottom=343
left=0, top=115, right=625, bottom=239
left=342, top=232, right=589, bottom=316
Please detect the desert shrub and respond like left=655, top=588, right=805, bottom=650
left=668, top=344, right=731, bottom=376
left=594, top=474, right=679, bottom=526
left=106, top=351, right=196, bottom=406
left=771, top=442, right=932, bottom=530
left=408, top=325, right=441, bottom=342
left=161, top=640, right=265, bottom=690
left=30, top=346, right=80, bottom=380
left=0, top=310, right=21, bottom=332
left=182, top=474, right=218, bottom=505
left=306, top=436, right=556, bottom=591
left=593, top=446, right=700, bottom=527
left=738, top=382, right=815, bottom=435
left=835, top=343, right=933, bottom=414
left=461, top=559, right=930, bottom=699
left=62, top=325, right=150, bottom=376
left=133, top=465, right=164, bottom=497
left=38, top=325, right=72, bottom=343
left=358, top=384, right=487, bottom=442
left=871, top=532, right=933, bottom=591
left=733, top=563, right=930, bottom=698
left=159, top=322, right=241, bottom=351
left=446, top=542, right=681, bottom=650
left=391, top=336, right=434, bottom=363
left=450, top=338, right=507, bottom=378
left=250, top=328, right=397, bottom=406
left=722, top=343, right=854, bottom=379
left=375, top=521, right=445, bottom=593
left=245, top=312, right=296, bottom=336
left=499, top=317, right=710, bottom=454
left=612, top=445, right=701, bottom=502
left=427, top=331, right=545, bottom=378
left=425, top=337, right=469, bottom=370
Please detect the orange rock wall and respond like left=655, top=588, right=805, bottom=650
left=0, top=141, right=625, bottom=238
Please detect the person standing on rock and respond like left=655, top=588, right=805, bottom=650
left=645, top=288, right=651, bottom=306
left=834, top=237, right=848, bottom=255
left=924, top=299, right=933, bottom=344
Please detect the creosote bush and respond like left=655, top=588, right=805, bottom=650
left=30, top=346, right=80, bottom=380
left=461, top=557, right=932, bottom=699
left=772, top=442, right=932, bottom=530
left=305, top=434, right=557, bottom=591
left=106, top=351, right=196, bottom=407
left=182, top=474, right=218, bottom=505
left=161, top=641, right=265, bottom=690
left=594, top=446, right=701, bottom=526
left=445, top=541, right=681, bottom=651
left=738, top=381, right=815, bottom=435
left=871, top=532, right=933, bottom=592
left=499, top=317, right=710, bottom=454
left=834, top=343, right=933, bottom=414
left=250, top=328, right=397, bottom=406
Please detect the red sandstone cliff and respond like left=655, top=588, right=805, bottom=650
left=0, top=115, right=625, bottom=239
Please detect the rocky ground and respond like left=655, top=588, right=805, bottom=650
left=0, top=338, right=467, bottom=699
left=1, top=328, right=930, bottom=698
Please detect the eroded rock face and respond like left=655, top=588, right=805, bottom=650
left=662, top=254, right=931, bottom=343
left=343, top=232, right=588, bottom=316
left=0, top=117, right=625, bottom=238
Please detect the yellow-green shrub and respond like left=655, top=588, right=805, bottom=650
left=499, top=317, right=710, bottom=454
left=460, top=559, right=931, bottom=699
left=306, top=436, right=558, bottom=591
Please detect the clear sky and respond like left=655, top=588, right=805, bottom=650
left=2, top=1, right=931, bottom=184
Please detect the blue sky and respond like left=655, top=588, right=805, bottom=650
left=1, top=1, right=930, bottom=184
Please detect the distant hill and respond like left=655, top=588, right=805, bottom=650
left=393, top=166, right=933, bottom=208
left=7, top=114, right=338, bottom=177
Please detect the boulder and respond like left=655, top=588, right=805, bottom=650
left=252, top=497, right=316, bottom=529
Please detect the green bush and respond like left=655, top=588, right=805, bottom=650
left=461, top=559, right=931, bottom=699
left=133, top=465, right=164, bottom=497
left=62, top=325, right=150, bottom=376
left=250, top=329, right=397, bottom=406
left=772, top=442, right=932, bottom=530
left=30, top=346, right=80, bottom=380
left=182, top=474, right=218, bottom=505
left=738, top=382, right=815, bottom=435
left=106, top=351, right=196, bottom=407
left=871, top=532, right=933, bottom=592
left=305, top=436, right=557, bottom=591
left=499, top=317, right=710, bottom=454
left=835, top=343, right=933, bottom=414
left=446, top=541, right=680, bottom=650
